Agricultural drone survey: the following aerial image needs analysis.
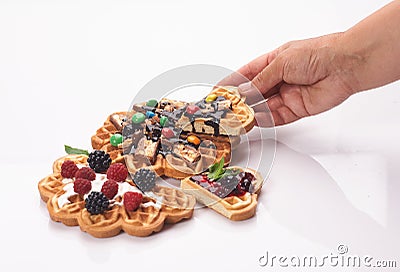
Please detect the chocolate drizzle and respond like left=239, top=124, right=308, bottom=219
left=183, top=96, right=229, bottom=136
left=122, top=96, right=231, bottom=163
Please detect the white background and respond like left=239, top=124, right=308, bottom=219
left=1, top=0, right=399, bottom=271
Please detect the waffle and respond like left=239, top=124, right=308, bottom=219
left=125, top=132, right=233, bottom=179
left=181, top=167, right=263, bottom=221
left=38, top=155, right=195, bottom=238
left=91, top=112, right=237, bottom=180
left=177, top=86, right=255, bottom=135
left=91, top=112, right=126, bottom=164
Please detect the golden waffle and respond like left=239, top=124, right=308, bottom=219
left=177, top=86, right=255, bottom=136
left=38, top=155, right=195, bottom=238
left=91, top=112, right=126, bottom=164
left=181, top=167, right=263, bottom=221
left=210, top=86, right=255, bottom=133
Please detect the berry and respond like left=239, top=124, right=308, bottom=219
left=75, top=167, right=96, bottom=181
left=106, top=163, right=128, bottom=182
left=133, top=169, right=156, bottom=191
left=87, top=150, right=111, bottom=173
left=61, top=160, right=79, bottom=178
left=239, top=172, right=255, bottom=193
left=85, top=192, right=109, bottom=215
left=101, top=179, right=119, bottom=199
left=219, top=174, right=240, bottom=193
left=74, top=178, right=92, bottom=195
left=123, top=192, right=143, bottom=212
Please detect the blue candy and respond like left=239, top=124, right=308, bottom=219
left=146, top=111, right=155, bottom=118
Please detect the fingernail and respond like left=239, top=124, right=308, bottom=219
left=238, top=82, right=252, bottom=94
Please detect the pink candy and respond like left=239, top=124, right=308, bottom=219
left=186, top=105, right=200, bottom=114
left=162, top=128, right=175, bottom=138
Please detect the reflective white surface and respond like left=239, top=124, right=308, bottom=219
left=1, top=0, right=399, bottom=271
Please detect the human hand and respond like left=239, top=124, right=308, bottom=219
left=218, top=33, right=362, bottom=127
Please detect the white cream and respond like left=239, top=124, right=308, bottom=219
left=57, top=183, right=75, bottom=208
left=142, top=191, right=163, bottom=209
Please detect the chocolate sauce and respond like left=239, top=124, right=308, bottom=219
left=183, top=97, right=229, bottom=136
left=123, top=96, right=231, bottom=162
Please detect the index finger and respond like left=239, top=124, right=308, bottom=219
left=216, top=49, right=279, bottom=87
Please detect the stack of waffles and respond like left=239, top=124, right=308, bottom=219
left=38, top=86, right=265, bottom=238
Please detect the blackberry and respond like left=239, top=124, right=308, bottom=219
left=239, top=172, right=255, bottom=193
left=219, top=174, right=240, bottom=193
left=85, top=191, right=109, bottom=215
left=214, top=185, right=232, bottom=198
left=87, top=150, right=111, bottom=173
left=133, top=169, right=156, bottom=191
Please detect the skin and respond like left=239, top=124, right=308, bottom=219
left=218, top=0, right=400, bottom=127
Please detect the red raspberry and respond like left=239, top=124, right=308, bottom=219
left=61, top=160, right=79, bottom=178
left=74, top=178, right=92, bottom=195
left=123, top=192, right=143, bottom=211
left=101, top=179, right=119, bottom=199
left=106, top=163, right=128, bottom=182
left=75, top=167, right=96, bottom=181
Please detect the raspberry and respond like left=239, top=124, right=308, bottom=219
left=87, top=150, right=112, bottom=173
left=61, top=160, right=79, bottom=178
left=133, top=168, right=156, bottom=191
left=75, top=167, right=96, bottom=181
left=123, top=191, right=143, bottom=212
left=101, top=179, right=119, bottom=199
left=85, top=192, right=109, bottom=215
left=74, top=178, right=92, bottom=195
left=106, top=163, right=128, bottom=182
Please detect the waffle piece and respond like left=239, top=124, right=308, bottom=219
left=209, top=86, right=255, bottom=133
left=38, top=155, right=195, bottom=238
left=91, top=112, right=127, bottom=164
left=125, top=133, right=232, bottom=179
left=176, top=86, right=255, bottom=136
left=181, top=167, right=263, bottom=221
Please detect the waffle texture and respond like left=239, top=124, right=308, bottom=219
left=38, top=155, right=195, bottom=238
left=181, top=167, right=263, bottom=221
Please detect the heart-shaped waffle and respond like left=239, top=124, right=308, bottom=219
left=181, top=166, right=263, bottom=221
left=38, top=155, right=195, bottom=238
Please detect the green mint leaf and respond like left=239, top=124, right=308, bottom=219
left=64, top=145, right=89, bottom=156
left=208, top=157, right=225, bottom=180
left=221, top=168, right=240, bottom=178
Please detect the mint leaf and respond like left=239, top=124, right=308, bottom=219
left=221, top=168, right=240, bottom=178
left=208, top=157, right=225, bottom=180
left=64, top=145, right=89, bottom=156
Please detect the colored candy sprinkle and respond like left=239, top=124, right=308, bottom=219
left=162, top=128, right=174, bottom=138
left=146, top=111, right=155, bottom=118
left=187, top=135, right=201, bottom=145
left=132, top=112, right=146, bottom=124
left=146, top=99, right=158, bottom=108
left=186, top=105, right=200, bottom=114
left=205, top=94, right=217, bottom=103
left=110, top=133, right=123, bottom=147
left=160, top=116, right=168, bottom=127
